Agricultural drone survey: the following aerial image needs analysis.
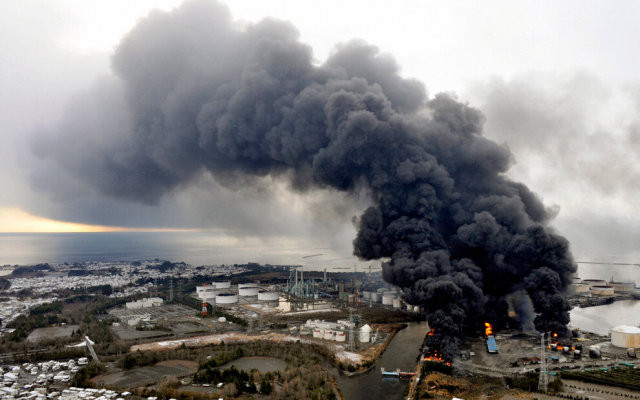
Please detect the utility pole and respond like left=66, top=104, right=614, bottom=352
left=169, top=277, right=174, bottom=303
left=538, top=332, right=548, bottom=393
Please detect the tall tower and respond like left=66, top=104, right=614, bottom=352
left=538, top=332, right=548, bottom=393
left=201, top=301, right=208, bottom=317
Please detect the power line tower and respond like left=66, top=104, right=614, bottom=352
left=169, top=277, right=174, bottom=303
left=348, top=309, right=355, bottom=351
left=538, top=332, right=548, bottom=393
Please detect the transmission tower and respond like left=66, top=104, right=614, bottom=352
left=538, top=332, right=548, bottom=393
left=169, top=277, right=174, bottom=302
left=348, top=309, right=355, bottom=351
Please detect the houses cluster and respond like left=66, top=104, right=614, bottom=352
left=0, top=297, right=59, bottom=330
left=0, top=358, right=96, bottom=399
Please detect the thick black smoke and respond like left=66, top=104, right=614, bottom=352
left=33, top=0, right=576, bottom=358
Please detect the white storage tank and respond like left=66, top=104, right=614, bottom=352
left=215, top=293, right=239, bottom=304
left=335, top=331, right=346, bottom=342
left=392, top=299, right=402, bottom=309
left=370, top=292, right=380, bottom=303
left=382, top=294, right=395, bottom=305
left=362, top=291, right=371, bottom=299
left=609, top=281, right=635, bottom=293
left=582, top=279, right=607, bottom=289
left=611, top=325, right=640, bottom=348
left=377, top=288, right=387, bottom=294
left=360, top=324, right=372, bottom=343
left=591, top=285, right=614, bottom=296
left=213, top=281, right=231, bottom=289
left=324, top=329, right=334, bottom=340
left=313, top=328, right=323, bottom=338
left=569, top=283, right=590, bottom=295
left=239, top=286, right=259, bottom=296
left=238, top=283, right=256, bottom=289
left=258, top=291, right=279, bottom=301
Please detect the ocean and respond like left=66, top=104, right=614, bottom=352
left=0, top=232, right=362, bottom=269
left=0, top=232, right=638, bottom=284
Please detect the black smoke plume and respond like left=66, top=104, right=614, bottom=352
left=33, top=0, right=576, bottom=359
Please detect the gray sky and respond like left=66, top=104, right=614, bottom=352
left=1, top=0, right=640, bottom=267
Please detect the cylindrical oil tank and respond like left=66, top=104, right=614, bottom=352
left=197, top=285, right=217, bottom=299
left=582, top=279, right=607, bottom=288
left=392, top=298, right=402, bottom=309
left=335, top=331, right=346, bottom=342
left=258, top=290, right=279, bottom=301
left=382, top=294, right=395, bottom=305
left=611, top=326, right=640, bottom=348
left=609, top=281, right=635, bottom=293
left=569, top=283, right=590, bottom=295
left=591, top=285, right=614, bottom=296
left=370, top=292, right=380, bottom=303
left=588, top=346, right=601, bottom=358
left=324, top=329, right=334, bottom=340
left=213, top=281, right=231, bottom=289
left=239, top=286, right=259, bottom=296
left=362, top=291, right=371, bottom=299
left=238, top=283, right=256, bottom=289
left=313, top=328, right=323, bottom=338
left=360, top=324, right=372, bottom=343
left=215, top=293, right=238, bottom=304
left=377, top=288, right=387, bottom=294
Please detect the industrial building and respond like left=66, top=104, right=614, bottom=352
left=125, top=297, right=163, bottom=309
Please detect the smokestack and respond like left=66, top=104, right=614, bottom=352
left=33, top=0, right=576, bottom=359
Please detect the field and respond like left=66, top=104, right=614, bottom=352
left=26, top=325, right=79, bottom=342
left=93, top=360, right=198, bottom=388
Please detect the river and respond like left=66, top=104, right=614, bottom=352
left=334, top=322, right=428, bottom=400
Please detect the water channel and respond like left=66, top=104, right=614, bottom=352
left=334, top=322, right=428, bottom=400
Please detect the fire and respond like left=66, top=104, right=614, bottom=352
left=484, top=322, right=493, bottom=336
left=428, top=328, right=435, bottom=336
left=553, top=332, right=558, bottom=338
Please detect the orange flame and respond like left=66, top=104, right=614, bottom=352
left=428, top=328, right=435, bottom=336
left=553, top=332, right=558, bottom=338
left=484, top=322, right=493, bottom=336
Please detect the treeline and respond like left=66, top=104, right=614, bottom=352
left=561, top=367, right=640, bottom=391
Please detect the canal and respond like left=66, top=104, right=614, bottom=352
left=335, top=321, right=428, bottom=400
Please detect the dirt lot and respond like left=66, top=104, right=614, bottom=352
left=93, top=360, right=198, bottom=388
left=26, top=325, right=79, bottom=342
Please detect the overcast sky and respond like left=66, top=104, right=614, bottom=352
left=1, top=0, right=640, bottom=269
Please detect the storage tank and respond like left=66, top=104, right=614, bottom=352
left=582, top=279, right=607, bottom=288
left=258, top=291, right=279, bottom=301
left=590, top=285, right=614, bottom=296
left=382, top=294, right=395, bottom=305
left=377, top=288, right=387, bottom=294
left=313, top=328, right=323, bottom=338
left=360, top=324, right=372, bottom=343
left=324, top=329, right=334, bottom=340
left=239, top=286, right=259, bottom=296
left=238, top=283, right=257, bottom=289
left=348, top=294, right=356, bottom=303
left=370, top=292, right=380, bottom=303
left=362, top=291, right=371, bottom=299
left=215, top=293, right=238, bottom=304
left=569, top=283, right=590, bottom=295
left=335, top=331, right=346, bottom=342
left=392, top=298, right=402, bottom=309
left=213, top=281, right=231, bottom=289
left=609, top=281, right=635, bottom=293
left=611, top=326, right=640, bottom=348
